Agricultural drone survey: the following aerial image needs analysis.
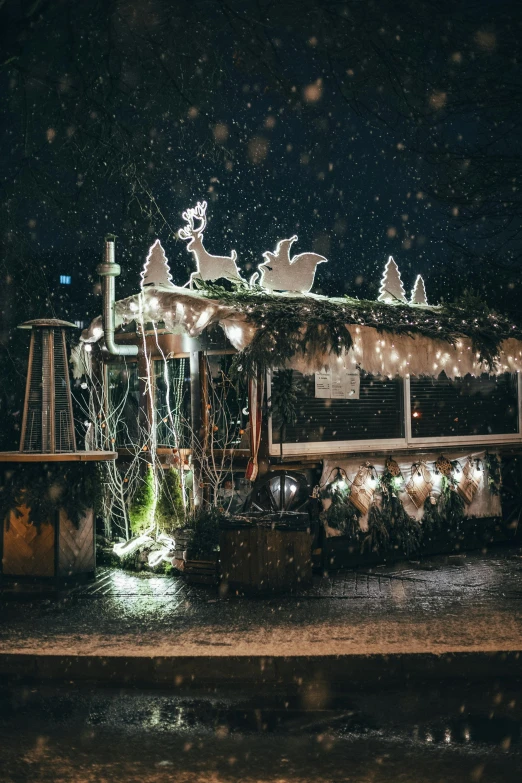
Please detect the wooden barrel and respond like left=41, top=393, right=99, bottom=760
left=220, top=518, right=312, bottom=594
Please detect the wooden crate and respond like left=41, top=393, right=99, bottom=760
left=2, top=503, right=95, bottom=580
left=220, top=527, right=312, bottom=594
left=184, top=557, right=218, bottom=585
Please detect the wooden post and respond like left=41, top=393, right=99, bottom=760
left=257, top=370, right=270, bottom=477
left=19, top=331, right=35, bottom=452
left=61, top=329, right=77, bottom=452
left=137, top=353, right=151, bottom=453
left=54, top=507, right=60, bottom=585
left=199, top=352, right=211, bottom=505
left=190, top=342, right=204, bottom=508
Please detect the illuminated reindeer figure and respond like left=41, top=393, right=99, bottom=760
left=251, top=235, right=327, bottom=293
left=178, top=201, right=243, bottom=286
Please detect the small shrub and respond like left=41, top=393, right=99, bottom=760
left=186, top=506, right=225, bottom=559
left=128, top=466, right=156, bottom=535
left=324, top=489, right=362, bottom=544
left=156, top=468, right=185, bottom=532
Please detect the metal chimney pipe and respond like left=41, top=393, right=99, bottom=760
left=97, top=237, right=138, bottom=357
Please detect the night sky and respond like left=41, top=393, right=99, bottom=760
left=0, top=0, right=521, bottom=443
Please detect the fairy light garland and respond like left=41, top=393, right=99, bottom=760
left=152, top=320, right=187, bottom=509
left=138, top=292, right=159, bottom=517
left=322, top=454, right=491, bottom=514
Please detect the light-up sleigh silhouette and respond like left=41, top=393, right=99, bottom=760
left=251, top=235, right=327, bottom=293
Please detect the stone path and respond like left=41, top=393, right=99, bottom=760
left=52, top=546, right=522, bottom=601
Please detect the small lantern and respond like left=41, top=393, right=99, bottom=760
left=457, top=457, right=482, bottom=505
left=349, top=462, right=378, bottom=515
left=385, top=457, right=401, bottom=477
left=405, top=462, right=432, bottom=509
left=333, top=467, right=348, bottom=493
left=435, top=455, right=453, bottom=477
left=385, top=457, right=403, bottom=494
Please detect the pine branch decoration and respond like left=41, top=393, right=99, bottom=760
left=196, top=282, right=522, bottom=376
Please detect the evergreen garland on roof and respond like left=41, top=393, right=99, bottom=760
left=196, top=283, right=522, bottom=375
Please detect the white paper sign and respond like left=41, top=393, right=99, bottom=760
left=315, top=370, right=360, bottom=400
left=315, top=372, right=331, bottom=399
left=345, top=372, right=360, bottom=399
left=331, top=373, right=346, bottom=399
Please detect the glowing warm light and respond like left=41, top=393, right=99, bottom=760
left=253, top=235, right=328, bottom=293
left=378, top=256, right=406, bottom=303
left=195, top=308, right=212, bottom=329
left=410, top=274, right=428, bottom=305
left=113, top=528, right=154, bottom=558
left=226, top=324, right=245, bottom=348
left=141, top=239, right=173, bottom=288
left=178, top=200, right=243, bottom=286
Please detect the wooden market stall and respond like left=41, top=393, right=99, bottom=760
left=75, top=236, right=522, bottom=575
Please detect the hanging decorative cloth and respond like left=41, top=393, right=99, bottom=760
left=245, top=374, right=264, bottom=482
left=349, top=462, right=378, bottom=515
left=457, top=457, right=482, bottom=505
left=405, top=462, right=432, bottom=508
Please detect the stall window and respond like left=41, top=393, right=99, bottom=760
left=271, top=370, right=404, bottom=444
left=410, top=372, right=519, bottom=438
left=155, top=359, right=191, bottom=448
left=206, top=354, right=249, bottom=449
left=108, top=364, right=140, bottom=446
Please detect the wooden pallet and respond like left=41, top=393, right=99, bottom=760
left=184, top=558, right=218, bottom=585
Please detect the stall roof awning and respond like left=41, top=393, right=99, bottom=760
left=79, top=285, right=522, bottom=379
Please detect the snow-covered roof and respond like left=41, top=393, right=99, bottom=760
left=80, top=285, right=522, bottom=379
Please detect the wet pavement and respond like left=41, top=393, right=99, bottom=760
left=0, top=679, right=521, bottom=782
left=1, top=545, right=522, bottom=663
left=1, top=547, right=522, bottom=780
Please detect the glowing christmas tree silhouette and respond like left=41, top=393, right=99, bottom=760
left=141, top=240, right=173, bottom=288
left=378, top=256, right=406, bottom=303
left=410, top=274, right=428, bottom=305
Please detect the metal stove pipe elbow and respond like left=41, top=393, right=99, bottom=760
left=97, top=237, right=138, bottom=357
